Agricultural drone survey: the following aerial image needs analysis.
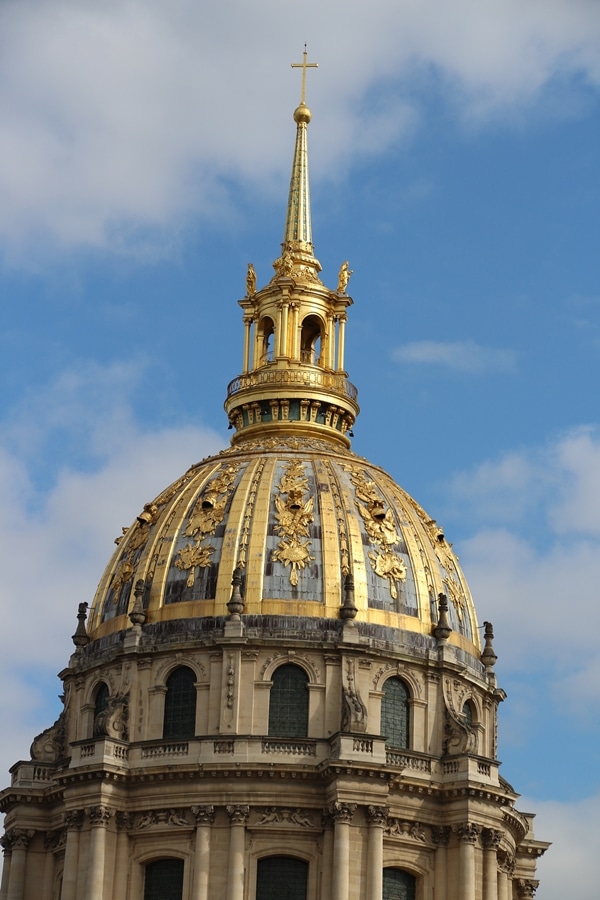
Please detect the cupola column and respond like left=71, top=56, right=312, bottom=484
left=226, top=805, right=249, bottom=900
left=482, top=829, right=502, bottom=900
left=365, top=806, right=387, bottom=900
left=60, top=811, right=84, bottom=900
left=192, top=806, right=215, bottom=900
left=336, top=315, right=347, bottom=372
left=242, top=316, right=253, bottom=373
left=432, top=826, right=451, bottom=900
left=278, top=300, right=290, bottom=357
left=456, top=823, right=482, bottom=900
left=85, top=806, right=111, bottom=900
left=330, top=803, right=356, bottom=900
left=6, top=830, right=32, bottom=900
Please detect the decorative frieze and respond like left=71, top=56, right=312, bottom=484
left=255, top=808, right=315, bottom=827
left=136, top=809, right=190, bottom=829
left=385, top=819, right=427, bottom=842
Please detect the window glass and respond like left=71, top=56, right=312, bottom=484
left=381, top=677, right=409, bottom=749
left=144, top=859, right=184, bottom=900
left=383, top=868, right=416, bottom=900
left=463, top=701, right=474, bottom=725
left=268, top=664, right=309, bottom=738
left=163, top=666, right=196, bottom=739
left=256, top=856, right=308, bottom=900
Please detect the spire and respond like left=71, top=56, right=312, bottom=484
left=284, top=48, right=318, bottom=247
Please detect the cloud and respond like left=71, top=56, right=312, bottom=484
left=0, top=362, right=223, bottom=777
left=392, top=339, right=517, bottom=373
left=446, top=427, right=600, bottom=708
left=0, top=0, right=599, bottom=257
left=526, top=792, right=600, bottom=900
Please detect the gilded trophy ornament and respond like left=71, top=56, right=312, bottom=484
left=271, top=459, right=315, bottom=585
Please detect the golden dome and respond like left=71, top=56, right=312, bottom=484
left=88, top=57, right=481, bottom=663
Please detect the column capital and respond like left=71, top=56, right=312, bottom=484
left=64, top=810, right=85, bottom=831
left=366, top=805, right=388, bottom=827
left=8, top=829, right=35, bottom=851
left=431, top=825, right=451, bottom=846
left=89, top=806, right=112, bottom=828
left=226, top=805, right=249, bottom=826
left=482, top=827, right=503, bottom=850
left=193, top=805, right=216, bottom=826
left=455, top=822, right=482, bottom=844
left=497, top=851, right=516, bottom=876
left=115, top=812, right=134, bottom=831
left=328, top=802, right=357, bottom=825
left=516, top=879, right=539, bottom=899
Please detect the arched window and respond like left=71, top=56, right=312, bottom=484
left=259, top=317, right=275, bottom=364
left=381, top=677, right=410, bottom=749
left=144, top=859, right=184, bottom=900
left=268, top=664, right=309, bottom=738
left=163, top=667, right=196, bottom=739
left=300, top=315, right=323, bottom=365
left=256, top=856, right=308, bottom=900
left=383, top=868, right=416, bottom=900
left=463, top=700, right=475, bottom=726
left=92, top=682, right=110, bottom=736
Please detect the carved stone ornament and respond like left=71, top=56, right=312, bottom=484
left=498, top=851, right=516, bottom=877
left=431, top=826, right=451, bottom=846
left=482, top=827, right=503, bottom=850
left=175, top=463, right=240, bottom=588
left=7, top=829, right=35, bottom=851
left=192, top=806, right=216, bottom=826
left=89, top=806, right=112, bottom=828
left=136, top=809, right=190, bottom=829
left=328, top=802, right=357, bottom=825
left=115, top=812, right=134, bottom=831
left=516, top=879, right=539, bottom=899
left=256, top=808, right=315, bottom=827
left=64, top=810, right=84, bottom=832
left=341, top=658, right=368, bottom=733
left=385, top=819, right=427, bottom=842
left=93, top=692, right=129, bottom=741
left=366, top=806, right=388, bottom=827
left=227, top=805, right=250, bottom=825
left=455, top=823, right=482, bottom=844
left=30, top=711, right=66, bottom=762
left=271, top=459, right=315, bottom=585
left=425, top=519, right=467, bottom=619
left=442, top=678, right=477, bottom=755
left=344, top=465, right=407, bottom=600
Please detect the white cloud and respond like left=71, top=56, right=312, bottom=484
left=447, top=427, right=600, bottom=707
left=0, top=0, right=599, bottom=257
left=526, top=792, right=600, bottom=900
left=392, top=339, right=516, bottom=373
left=0, top=362, right=223, bottom=777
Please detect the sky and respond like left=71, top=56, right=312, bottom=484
left=1, top=0, right=599, bottom=894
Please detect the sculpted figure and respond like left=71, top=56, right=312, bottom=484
left=246, top=263, right=257, bottom=296
left=337, top=260, right=353, bottom=293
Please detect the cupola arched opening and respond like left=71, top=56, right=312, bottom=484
left=381, top=676, right=410, bottom=749
left=256, top=856, right=308, bottom=900
left=383, top=867, right=416, bottom=900
left=463, top=699, right=475, bottom=726
left=143, top=858, right=184, bottom=900
left=92, top=682, right=110, bottom=737
left=268, top=663, right=309, bottom=738
left=300, top=314, right=323, bottom=365
left=162, top=666, right=197, bottom=740
left=258, top=316, right=275, bottom=365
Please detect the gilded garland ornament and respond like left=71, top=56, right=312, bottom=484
left=271, top=459, right=315, bottom=585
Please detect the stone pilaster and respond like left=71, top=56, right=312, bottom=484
left=226, top=806, right=249, bottom=900
left=86, top=806, right=112, bottom=900
left=60, top=810, right=84, bottom=900
left=455, top=823, right=482, bottom=900
left=482, top=828, right=503, bottom=900
left=431, top=826, right=451, bottom=900
left=6, top=830, right=34, bottom=900
left=365, top=806, right=387, bottom=900
left=192, top=806, right=215, bottom=900
left=329, top=803, right=356, bottom=900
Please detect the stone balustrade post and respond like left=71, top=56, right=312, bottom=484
left=226, top=805, right=249, bottom=900
left=192, top=806, right=215, bottom=900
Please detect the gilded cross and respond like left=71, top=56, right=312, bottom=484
left=291, top=45, right=318, bottom=106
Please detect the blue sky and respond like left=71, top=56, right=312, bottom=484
left=1, top=1, right=599, bottom=893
